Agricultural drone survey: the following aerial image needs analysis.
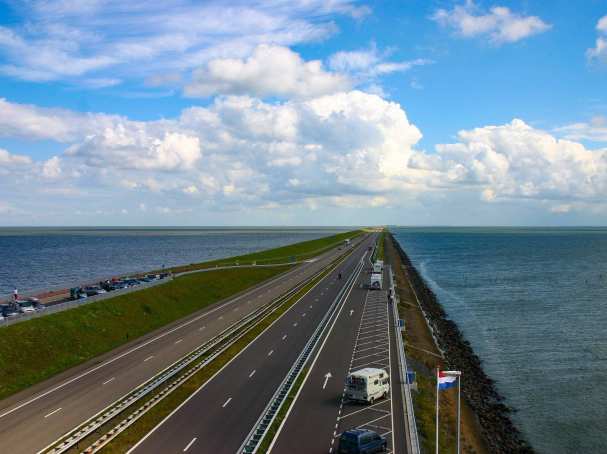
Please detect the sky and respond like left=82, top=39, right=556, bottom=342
left=0, top=0, right=606, bottom=226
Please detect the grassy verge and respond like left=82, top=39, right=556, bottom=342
left=0, top=266, right=288, bottom=401
left=375, top=229, right=385, bottom=262
left=257, top=366, right=310, bottom=453
left=96, top=257, right=340, bottom=454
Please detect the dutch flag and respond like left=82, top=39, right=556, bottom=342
left=437, top=370, right=457, bottom=390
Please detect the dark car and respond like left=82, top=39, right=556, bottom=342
left=338, top=429, right=387, bottom=454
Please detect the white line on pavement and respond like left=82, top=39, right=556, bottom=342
left=282, top=334, right=287, bottom=340
left=44, top=407, right=62, bottom=418
left=144, top=355, right=154, bottom=362
left=175, top=339, right=183, bottom=344
left=249, top=370, right=256, bottom=378
left=222, top=397, right=232, bottom=408
left=102, top=377, right=115, bottom=385
left=268, top=350, right=274, bottom=356
left=183, top=437, right=197, bottom=452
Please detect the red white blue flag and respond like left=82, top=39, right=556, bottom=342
left=437, top=370, right=457, bottom=390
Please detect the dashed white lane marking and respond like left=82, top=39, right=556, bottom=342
left=268, top=350, right=274, bottom=356
left=183, top=437, right=197, bottom=452
left=199, top=326, right=206, bottom=331
left=282, top=334, right=287, bottom=340
left=222, top=397, right=232, bottom=408
left=302, top=312, right=307, bottom=317
left=175, top=339, right=183, bottom=344
left=44, top=407, right=62, bottom=418
left=249, top=370, right=256, bottom=378
left=102, top=377, right=115, bottom=385
left=144, top=355, right=154, bottom=362
left=293, top=322, right=298, bottom=327
left=219, top=316, right=224, bottom=320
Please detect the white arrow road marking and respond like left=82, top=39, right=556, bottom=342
left=323, top=372, right=333, bottom=390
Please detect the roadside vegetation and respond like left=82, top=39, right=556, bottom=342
left=0, top=230, right=360, bottom=402
left=374, top=229, right=385, bottom=262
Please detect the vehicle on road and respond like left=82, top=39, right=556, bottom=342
left=369, top=273, right=382, bottom=290
left=345, top=368, right=390, bottom=403
left=372, top=261, right=383, bottom=273
left=1, top=303, right=20, bottom=317
left=16, top=300, right=37, bottom=313
left=338, top=428, right=387, bottom=453
left=83, top=286, right=107, bottom=296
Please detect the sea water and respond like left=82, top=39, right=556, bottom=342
left=391, top=227, right=607, bottom=453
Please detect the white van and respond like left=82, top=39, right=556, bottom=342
left=346, top=368, right=390, bottom=403
left=369, top=273, right=383, bottom=290
left=372, top=261, right=383, bottom=273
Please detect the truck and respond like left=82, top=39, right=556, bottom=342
left=369, top=273, right=383, bottom=290
left=345, top=368, right=390, bottom=403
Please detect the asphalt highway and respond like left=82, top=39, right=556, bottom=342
left=271, top=258, right=410, bottom=454
left=0, top=235, right=366, bottom=454
left=128, top=234, right=377, bottom=454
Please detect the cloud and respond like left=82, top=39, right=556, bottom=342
left=412, top=119, right=607, bottom=204
left=587, top=15, right=607, bottom=62
left=0, top=1, right=364, bottom=86
left=185, top=44, right=350, bottom=99
left=432, top=3, right=551, bottom=44
left=0, top=148, right=32, bottom=166
left=555, top=116, right=607, bottom=143
left=67, top=128, right=202, bottom=171
left=328, top=44, right=431, bottom=79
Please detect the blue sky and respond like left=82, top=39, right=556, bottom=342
left=0, top=0, right=606, bottom=226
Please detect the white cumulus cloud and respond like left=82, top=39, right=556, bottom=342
left=432, top=3, right=551, bottom=44
left=185, top=44, right=350, bottom=99
left=587, top=15, right=607, bottom=62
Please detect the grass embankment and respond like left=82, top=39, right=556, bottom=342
left=168, top=229, right=362, bottom=273
left=98, top=260, right=337, bottom=454
left=0, top=267, right=288, bottom=402
left=374, top=229, right=385, bottom=262
left=384, top=233, right=487, bottom=454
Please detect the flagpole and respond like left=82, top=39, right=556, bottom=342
left=457, top=375, right=461, bottom=454
left=435, top=368, right=439, bottom=454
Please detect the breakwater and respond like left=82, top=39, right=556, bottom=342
left=388, top=232, right=533, bottom=453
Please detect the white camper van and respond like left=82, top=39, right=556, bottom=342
left=372, top=261, right=383, bottom=273
left=369, top=273, right=383, bottom=290
left=345, top=368, right=390, bottom=403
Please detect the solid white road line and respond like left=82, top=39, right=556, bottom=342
left=249, top=370, right=256, bottom=378
left=222, top=397, right=232, bottom=408
left=144, top=355, right=154, bottom=362
left=183, top=437, right=197, bottom=452
left=44, top=407, right=62, bottom=418
left=102, top=377, right=115, bottom=385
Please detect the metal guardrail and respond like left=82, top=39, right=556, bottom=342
left=40, top=260, right=338, bottom=454
left=239, top=255, right=366, bottom=454
left=388, top=265, right=421, bottom=454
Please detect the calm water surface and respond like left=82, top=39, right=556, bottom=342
left=391, top=227, right=607, bottom=453
left=0, top=227, right=346, bottom=296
